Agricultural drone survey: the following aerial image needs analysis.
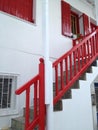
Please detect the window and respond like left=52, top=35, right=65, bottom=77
left=61, top=1, right=91, bottom=37
left=0, top=0, right=34, bottom=23
left=0, top=75, right=17, bottom=109
left=61, top=1, right=79, bottom=37
left=71, top=12, right=79, bottom=35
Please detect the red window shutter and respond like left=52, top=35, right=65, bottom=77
left=16, top=0, right=33, bottom=22
left=10, top=0, right=17, bottom=15
left=0, top=0, right=34, bottom=23
left=90, top=23, right=97, bottom=32
left=61, top=0, right=71, bottom=37
left=83, top=13, right=89, bottom=35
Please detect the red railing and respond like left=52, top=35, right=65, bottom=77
left=15, top=58, right=45, bottom=130
left=53, top=28, right=98, bottom=105
left=15, top=28, right=98, bottom=129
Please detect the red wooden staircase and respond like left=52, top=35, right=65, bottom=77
left=15, top=28, right=98, bottom=130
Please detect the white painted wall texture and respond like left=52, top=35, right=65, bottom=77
left=0, top=0, right=97, bottom=128
left=54, top=65, right=98, bottom=130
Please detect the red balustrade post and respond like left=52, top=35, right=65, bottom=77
left=39, top=58, right=45, bottom=130
left=60, top=61, right=64, bottom=90
left=25, top=87, right=30, bottom=130
left=69, top=54, right=72, bottom=80
left=34, top=82, right=37, bottom=119
left=96, top=31, right=98, bottom=53
left=55, top=65, right=59, bottom=96
left=73, top=39, right=76, bottom=46
left=65, top=57, right=68, bottom=84
left=73, top=51, right=76, bottom=76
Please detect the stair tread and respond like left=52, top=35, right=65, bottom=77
left=12, top=116, right=25, bottom=123
left=11, top=116, right=38, bottom=130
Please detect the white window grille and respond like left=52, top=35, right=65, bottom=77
left=0, top=75, right=17, bottom=109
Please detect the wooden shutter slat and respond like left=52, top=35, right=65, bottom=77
left=83, top=13, right=89, bottom=35
left=0, top=0, right=33, bottom=23
left=61, top=0, right=71, bottom=37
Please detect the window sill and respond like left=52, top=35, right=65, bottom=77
left=0, top=108, right=18, bottom=117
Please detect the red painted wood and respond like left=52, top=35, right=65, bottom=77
left=69, top=54, right=72, bottom=80
left=25, top=88, right=30, bottom=130
left=15, top=59, right=45, bottom=130
left=39, top=58, right=45, bottom=130
left=0, top=0, right=34, bottom=22
left=60, top=61, right=64, bottom=90
left=34, top=82, right=37, bottom=119
left=15, top=27, right=98, bottom=129
left=77, top=48, right=80, bottom=71
left=61, top=0, right=71, bottom=37
left=91, top=23, right=97, bottom=32
left=73, top=51, right=76, bottom=75
left=65, top=58, right=68, bottom=84
left=83, top=13, right=89, bottom=35
left=55, top=66, right=59, bottom=96
left=53, top=28, right=98, bottom=105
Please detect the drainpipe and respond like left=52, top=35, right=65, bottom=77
left=95, top=0, right=98, bottom=25
left=42, top=1, right=54, bottom=130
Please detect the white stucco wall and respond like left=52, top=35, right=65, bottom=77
left=0, top=0, right=97, bottom=128
left=65, top=0, right=96, bottom=20
left=0, top=0, right=72, bottom=127
left=54, top=65, right=98, bottom=130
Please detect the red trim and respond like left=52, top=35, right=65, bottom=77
left=61, top=0, right=71, bottom=37
left=15, top=58, right=45, bottom=130
left=0, top=0, right=34, bottom=23
left=15, top=28, right=98, bottom=129
left=53, top=28, right=98, bottom=104
left=90, top=23, right=97, bottom=32
left=83, top=13, right=89, bottom=35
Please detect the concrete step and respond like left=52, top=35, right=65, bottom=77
left=11, top=116, right=38, bottom=130
left=62, top=89, right=72, bottom=99
left=11, top=60, right=98, bottom=129
left=1, top=128, right=12, bottom=130
left=23, top=106, right=38, bottom=120
left=71, top=80, right=79, bottom=89
left=11, top=116, right=25, bottom=130
left=53, top=100, right=63, bottom=111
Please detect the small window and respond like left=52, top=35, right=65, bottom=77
left=71, top=12, right=79, bottom=35
left=61, top=1, right=79, bottom=37
left=0, top=0, right=35, bottom=23
left=0, top=75, right=17, bottom=109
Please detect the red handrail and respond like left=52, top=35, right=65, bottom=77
left=53, top=28, right=98, bottom=105
left=15, top=58, right=45, bottom=130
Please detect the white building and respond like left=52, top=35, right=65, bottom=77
left=0, top=0, right=98, bottom=130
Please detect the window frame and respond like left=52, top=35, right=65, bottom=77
left=61, top=1, right=80, bottom=38
left=0, top=73, right=18, bottom=116
left=71, top=11, right=80, bottom=35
